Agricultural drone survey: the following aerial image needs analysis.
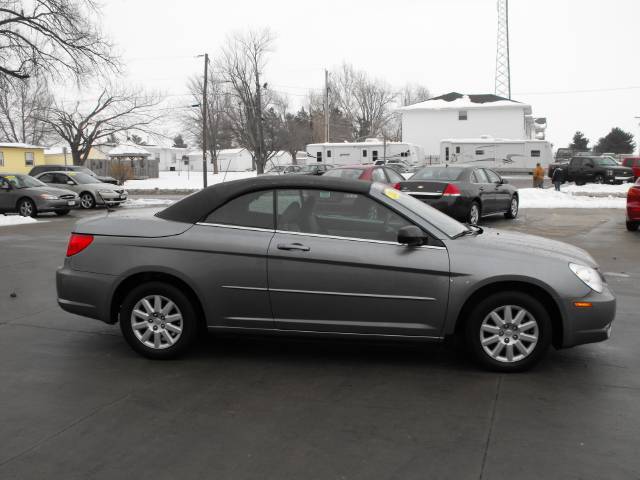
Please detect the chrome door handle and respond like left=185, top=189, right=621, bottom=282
left=277, top=243, right=310, bottom=252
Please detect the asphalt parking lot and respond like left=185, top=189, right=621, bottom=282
left=0, top=205, right=638, bottom=480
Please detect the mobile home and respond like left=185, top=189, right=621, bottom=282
left=305, top=140, right=424, bottom=166
left=439, top=137, right=552, bottom=173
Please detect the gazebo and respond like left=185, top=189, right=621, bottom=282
left=106, top=144, right=157, bottom=179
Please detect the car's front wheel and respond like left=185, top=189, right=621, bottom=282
left=594, top=174, right=605, bottom=184
left=80, top=192, right=95, bottom=209
left=17, top=198, right=36, bottom=217
left=464, top=291, right=551, bottom=372
left=504, top=196, right=518, bottom=219
left=627, top=221, right=639, bottom=232
left=119, top=282, right=199, bottom=359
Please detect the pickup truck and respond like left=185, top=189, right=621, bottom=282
left=547, top=156, right=634, bottom=185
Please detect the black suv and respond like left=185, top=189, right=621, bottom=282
left=28, top=165, right=117, bottom=185
left=559, top=156, right=634, bottom=185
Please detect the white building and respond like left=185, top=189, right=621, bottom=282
left=305, top=139, right=424, bottom=166
left=185, top=149, right=292, bottom=172
left=400, top=92, right=547, bottom=156
left=144, top=145, right=189, bottom=171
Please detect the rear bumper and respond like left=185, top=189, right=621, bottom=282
left=560, top=286, right=616, bottom=348
left=412, top=196, right=469, bottom=221
left=56, top=265, right=117, bottom=323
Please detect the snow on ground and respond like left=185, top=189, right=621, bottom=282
left=124, top=171, right=256, bottom=191
left=561, top=182, right=633, bottom=195
left=519, top=188, right=626, bottom=209
left=0, top=215, right=39, bottom=227
left=123, top=198, right=176, bottom=208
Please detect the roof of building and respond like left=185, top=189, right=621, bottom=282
left=107, top=144, right=151, bottom=157
left=156, top=175, right=372, bottom=224
left=400, top=92, right=531, bottom=114
left=0, top=142, right=45, bottom=149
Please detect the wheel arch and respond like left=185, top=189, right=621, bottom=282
left=453, top=280, right=564, bottom=349
left=15, top=196, right=36, bottom=212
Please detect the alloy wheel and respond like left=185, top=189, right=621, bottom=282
left=19, top=200, right=34, bottom=217
left=510, top=197, right=518, bottom=217
left=130, top=295, right=183, bottom=349
left=80, top=193, right=94, bottom=209
left=479, top=305, right=539, bottom=363
left=469, top=204, right=480, bottom=225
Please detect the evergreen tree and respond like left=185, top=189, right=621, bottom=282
left=569, top=131, right=589, bottom=151
left=594, top=127, right=635, bottom=154
left=172, top=134, right=187, bottom=148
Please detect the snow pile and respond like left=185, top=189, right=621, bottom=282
left=124, top=198, right=176, bottom=208
left=0, top=215, right=38, bottom=227
left=561, top=182, right=633, bottom=195
left=124, top=171, right=257, bottom=191
left=519, top=188, right=626, bottom=209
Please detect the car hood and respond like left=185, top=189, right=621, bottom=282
left=458, top=227, right=597, bottom=267
left=74, top=210, right=193, bottom=238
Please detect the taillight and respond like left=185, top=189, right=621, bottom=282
left=392, top=182, right=402, bottom=190
left=443, top=183, right=461, bottom=196
left=629, top=186, right=640, bottom=201
left=66, top=233, right=94, bottom=257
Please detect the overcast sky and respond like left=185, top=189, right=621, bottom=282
left=98, top=0, right=640, bottom=150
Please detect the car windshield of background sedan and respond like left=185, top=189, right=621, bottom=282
left=323, top=168, right=364, bottom=179
left=68, top=172, right=100, bottom=184
left=411, top=167, right=465, bottom=181
left=4, top=174, right=46, bottom=189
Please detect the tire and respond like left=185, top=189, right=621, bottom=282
left=627, top=221, right=639, bottom=232
left=55, top=209, right=70, bottom=216
left=467, top=201, right=481, bottom=226
left=17, top=198, right=37, bottom=217
left=464, top=291, right=552, bottom=372
left=80, top=192, right=95, bottom=209
left=594, top=175, right=604, bottom=184
left=119, top=281, right=199, bottom=359
left=575, top=180, right=585, bottom=186
left=504, top=195, right=519, bottom=219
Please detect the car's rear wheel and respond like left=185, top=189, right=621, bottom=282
left=55, top=209, right=70, bottom=216
left=627, top=221, right=639, bottom=232
left=504, top=196, right=518, bottom=219
left=594, top=174, right=605, bottom=184
left=80, top=192, right=95, bottom=209
left=468, top=201, right=481, bottom=226
left=17, top=198, right=36, bottom=217
left=464, top=291, right=551, bottom=372
left=119, top=282, right=198, bottom=359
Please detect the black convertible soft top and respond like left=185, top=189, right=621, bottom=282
left=156, top=175, right=373, bottom=224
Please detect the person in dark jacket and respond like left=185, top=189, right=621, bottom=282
left=552, top=166, right=565, bottom=191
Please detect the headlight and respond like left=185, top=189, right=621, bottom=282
left=97, top=189, right=114, bottom=194
left=569, top=263, right=603, bottom=293
left=39, top=194, right=58, bottom=200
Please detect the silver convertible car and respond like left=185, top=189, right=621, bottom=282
left=56, top=176, right=616, bottom=371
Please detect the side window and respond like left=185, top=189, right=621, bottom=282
left=372, top=150, right=378, bottom=161
left=385, top=168, right=404, bottom=184
left=316, top=152, right=322, bottom=162
left=276, top=189, right=413, bottom=242
left=445, top=147, right=449, bottom=161
left=53, top=173, right=69, bottom=184
left=484, top=169, right=501, bottom=183
left=455, top=146, right=461, bottom=154
left=327, top=150, right=332, bottom=158
left=371, top=168, right=386, bottom=183
left=204, top=190, right=274, bottom=230
left=531, top=150, right=541, bottom=157
left=458, top=110, right=467, bottom=120
left=362, top=149, right=367, bottom=158
left=474, top=169, right=489, bottom=183
left=475, top=150, right=484, bottom=156
left=39, top=173, right=54, bottom=183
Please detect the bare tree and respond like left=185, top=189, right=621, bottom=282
left=217, top=28, right=276, bottom=174
left=0, top=75, right=54, bottom=144
left=0, top=0, right=118, bottom=81
left=44, top=86, right=162, bottom=165
left=399, top=83, right=431, bottom=106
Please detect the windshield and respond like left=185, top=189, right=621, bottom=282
left=3, top=174, right=46, bottom=189
left=76, top=167, right=96, bottom=176
left=372, top=184, right=467, bottom=238
left=595, top=157, right=618, bottom=166
left=68, top=172, right=100, bottom=184
left=411, top=167, right=465, bottom=181
left=323, top=168, right=364, bottom=179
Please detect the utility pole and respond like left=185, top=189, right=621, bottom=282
left=202, top=53, right=209, bottom=188
left=255, top=69, right=265, bottom=174
left=324, top=69, right=330, bottom=143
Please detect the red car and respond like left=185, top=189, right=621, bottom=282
left=622, top=157, right=640, bottom=180
left=322, top=164, right=405, bottom=186
left=627, top=179, right=640, bottom=231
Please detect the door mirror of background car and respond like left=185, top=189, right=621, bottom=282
left=397, top=225, right=427, bottom=246
left=500, top=178, right=508, bottom=184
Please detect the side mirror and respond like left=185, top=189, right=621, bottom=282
left=397, top=225, right=427, bottom=247
left=500, top=178, right=508, bottom=184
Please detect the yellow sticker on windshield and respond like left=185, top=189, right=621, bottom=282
left=68, top=172, right=76, bottom=176
left=384, top=187, right=400, bottom=200
left=6, top=175, right=16, bottom=180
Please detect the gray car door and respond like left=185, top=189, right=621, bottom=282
left=268, top=189, right=450, bottom=337
left=0, top=175, right=15, bottom=211
left=188, top=189, right=276, bottom=329
left=472, top=168, right=496, bottom=213
left=483, top=168, right=510, bottom=212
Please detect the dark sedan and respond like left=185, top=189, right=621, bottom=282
left=0, top=173, right=79, bottom=216
left=57, top=175, right=616, bottom=372
left=397, top=165, right=519, bottom=225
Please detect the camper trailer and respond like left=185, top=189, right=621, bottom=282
left=440, top=137, right=553, bottom=173
left=306, top=140, right=424, bottom=167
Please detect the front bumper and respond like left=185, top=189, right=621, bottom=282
left=36, top=197, right=80, bottom=212
left=96, top=192, right=128, bottom=205
left=56, top=265, right=117, bottom=323
left=560, top=285, right=616, bottom=348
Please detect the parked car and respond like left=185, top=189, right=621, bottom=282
left=0, top=173, right=79, bottom=216
left=548, top=156, right=634, bottom=185
left=264, top=165, right=303, bottom=175
left=374, top=159, right=416, bottom=174
left=626, top=179, right=640, bottom=231
left=621, top=157, right=640, bottom=180
left=34, top=171, right=128, bottom=209
left=298, top=163, right=334, bottom=176
left=396, top=165, right=518, bottom=226
left=323, top=164, right=405, bottom=185
left=29, top=164, right=118, bottom=185
left=57, top=175, right=616, bottom=372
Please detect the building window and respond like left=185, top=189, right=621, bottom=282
left=25, top=152, right=34, bottom=166
left=0, top=151, right=4, bottom=167
left=372, top=150, right=378, bottom=161
left=362, top=150, right=367, bottom=158
left=458, top=110, right=467, bottom=120
left=475, top=150, right=484, bottom=155
left=455, top=146, right=461, bottom=154
left=445, top=147, right=449, bottom=161
left=531, top=150, right=541, bottom=157
left=327, top=150, right=332, bottom=158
